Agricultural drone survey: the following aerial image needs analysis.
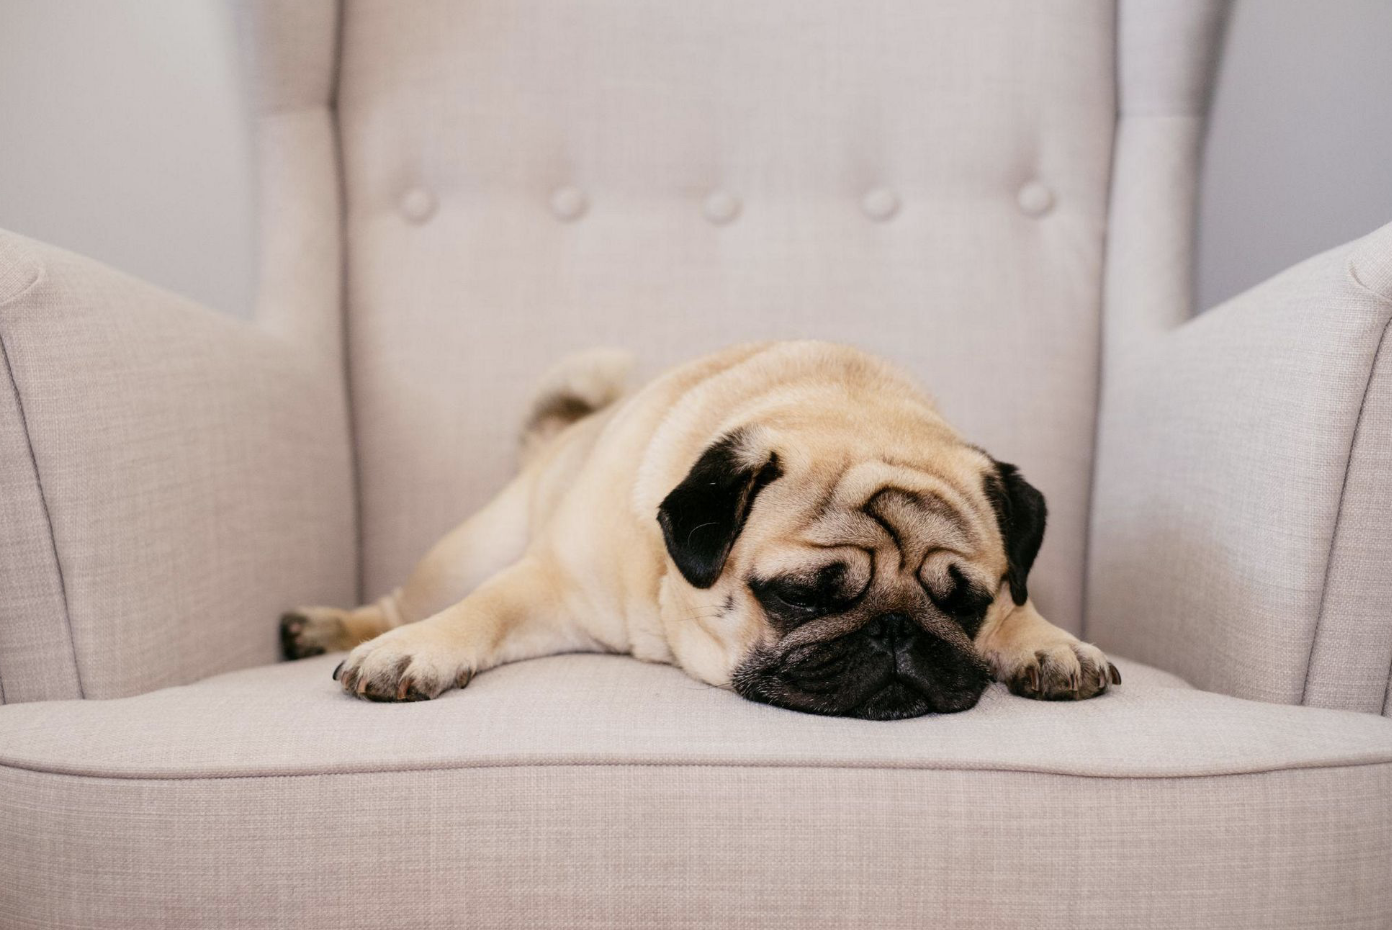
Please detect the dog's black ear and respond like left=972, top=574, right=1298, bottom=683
left=982, top=460, right=1047, bottom=606
left=657, top=431, right=782, bottom=589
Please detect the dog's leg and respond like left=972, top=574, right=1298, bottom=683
left=279, top=598, right=401, bottom=660
left=280, top=477, right=532, bottom=660
left=975, top=599, right=1120, bottom=700
left=333, top=555, right=594, bottom=701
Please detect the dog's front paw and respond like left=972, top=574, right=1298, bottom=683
left=997, top=641, right=1120, bottom=701
left=334, top=625, right=472, bottom=702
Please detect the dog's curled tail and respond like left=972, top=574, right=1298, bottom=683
left=520, top=347, right=635, bottom=465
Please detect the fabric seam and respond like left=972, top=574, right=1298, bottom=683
left=0, top=328, right=85, bottom=700
left=0, top=260, right=44, bottom=310
left=327, top=1, right=363, bottom=607
left=1, top=754, right=1390, bottom=785
left=1079, top=2, right=1123, bottom=640
left=1384, top=659, right=1392, bottom=717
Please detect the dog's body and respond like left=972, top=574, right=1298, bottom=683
left=283, top=342, right=1117, bottom=719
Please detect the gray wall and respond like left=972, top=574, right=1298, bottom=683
left=1197, top=0, right=1392, bottom=309
left=1, top=1, right=1389, bottom=318
left=0, top=0, right=254, bottom=316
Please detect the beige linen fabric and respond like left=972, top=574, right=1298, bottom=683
left=2, top=654, right=1390, bottom=928
left=10, top=654, right=1392, bottom=779
left=1089, top=223, right=1392, bottom=710
left=337, top=0, right=1119, bottom=633
left=0, top=239, right=76, bottom=704
left=1305, top=231, right=1392, bottom=716
left=235, top=0, right=346, bottom=365
left=3, top=766, right=1390, bottom=930
left=0, top=231, right=356, bottom=701
left=1104, top=0, right=1228, bottom=350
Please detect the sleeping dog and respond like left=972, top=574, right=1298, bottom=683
left=281, top=341, right=1118, bottom=719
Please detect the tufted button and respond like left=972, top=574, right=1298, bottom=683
left=1016, top=180, right=1055, bottom=217
left=400, top=187, right=437, bottom=223
left=861, top=187, right=900, bottom=222
left=549, top=186, right=588, bottom=222
left=548, top=186, right=587, bottom=222
left=702, top=190, right=741, bottom=225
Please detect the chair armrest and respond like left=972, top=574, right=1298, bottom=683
left=0, top=230, right=355, bottom=703
left=1088, top=222, right=1392, bottom=713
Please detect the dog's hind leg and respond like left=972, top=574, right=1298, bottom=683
left=279, top=599, right=400, bottom=660
left=280, top=475, right=534, bottom=660
left=281, top=352, right=625, bottom=664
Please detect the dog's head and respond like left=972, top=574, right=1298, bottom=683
left=656, top=422, right=1045, bottom=720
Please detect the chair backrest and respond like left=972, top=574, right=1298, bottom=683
left=239, top=0, right=1227, bottom=634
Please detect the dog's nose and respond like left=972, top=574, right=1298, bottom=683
left=865, top=612, right=916, bottom=649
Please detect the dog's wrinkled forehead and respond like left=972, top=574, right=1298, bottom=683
left=801, top=459, right=989, bottom=560
left=658, top=425, right=1045, bottom=606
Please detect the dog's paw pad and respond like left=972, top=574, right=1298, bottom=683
left=281, top=612, right=324, bottom=660
left=281, top=608, right=355, bottom=661
left=1006, top=642, right=1117, bottom=701
left=334, top=629, right=472, bottom=703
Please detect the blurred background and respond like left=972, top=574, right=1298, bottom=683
left=1, top=0, right=1389, bottom=320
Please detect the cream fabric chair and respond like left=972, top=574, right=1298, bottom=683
left=2, top=1, right=1391, bottom=927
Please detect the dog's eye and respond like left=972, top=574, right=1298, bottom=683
left=771, top=584, right=820, bottom=610
left=749, top=577, right=827, bottom=615
left=928, top=564, right=993, bottom=624
left=750, top=563, right=857, bottom=621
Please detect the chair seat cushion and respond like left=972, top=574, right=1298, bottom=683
left=3, top=654, right=1391, bottom=928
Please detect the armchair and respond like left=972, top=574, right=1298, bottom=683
left=2, top=1, right=1389, bottom=927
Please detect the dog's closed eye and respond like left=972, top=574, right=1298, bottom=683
left=752, top=578, right=824, bottom=613
left=749, top=562, right=865, bottom=626
left=921, top=561, right=993, bottom=635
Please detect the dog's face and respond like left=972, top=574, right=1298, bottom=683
left=656, top=423, right=1045, bottom=720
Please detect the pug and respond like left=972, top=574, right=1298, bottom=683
left=281, top=341, right=1119, bottom=719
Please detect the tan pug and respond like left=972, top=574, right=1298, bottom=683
left=281, top=341, right=1119, bottom=719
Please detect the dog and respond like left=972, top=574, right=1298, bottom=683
left=281, top=341, right=1119, bottom=719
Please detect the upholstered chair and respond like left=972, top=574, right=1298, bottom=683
left=2, top=2, right=1389, bottom=926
